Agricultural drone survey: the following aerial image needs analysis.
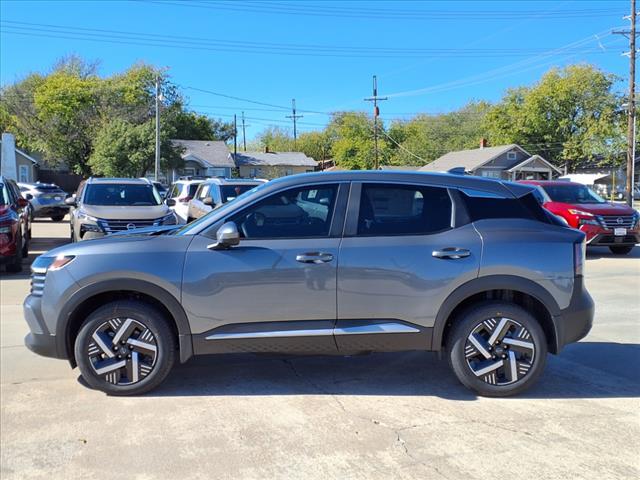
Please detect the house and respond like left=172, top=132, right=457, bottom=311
left=233, top=149, right=317, bottom=179
left=419, top=141, right=562, bottom=180
left=567, top=154, right=639, bottom=198
left=0, top=133, right=38, bottom=182
left=171, top=140, right=235, bottom=179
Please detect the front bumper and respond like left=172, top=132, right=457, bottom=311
left=580, top=224, right=640, bottom=246
left=553, top=276, right=594, bottom=352
left=23, top=293, right=66, bottom=359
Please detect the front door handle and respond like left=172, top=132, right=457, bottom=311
left=432, top=247, right=471, bottom=259
left=296, top=252, right=334, bottom=264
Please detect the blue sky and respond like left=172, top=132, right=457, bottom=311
left=0, top=0, right=631, bottom=140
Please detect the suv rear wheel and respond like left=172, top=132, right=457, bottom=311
left=447, top=301, right=547, bottom=397
left=74, top=300, right=176, bottom=396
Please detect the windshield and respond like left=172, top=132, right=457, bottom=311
left=541, top=183, right=607, bottom=204
left=83, top=184, right=162, bottom=206
left=220, top=184, right=258, bottom=203
left=170, top=182, right=268, bottom=235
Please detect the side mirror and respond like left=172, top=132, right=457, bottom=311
left=25, top=193, right=34, bottom=201
left=208, top=222, right=240, bottom=250
left=65, top=197, right=77, bottom=207
left=17, top=198, right=29, bottom=208
left=165, top=198, right=176, bottom=207
left=203, top=197, right=215, bottom=207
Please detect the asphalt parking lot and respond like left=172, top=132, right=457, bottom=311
left=1, top=218, right=639, bottom=480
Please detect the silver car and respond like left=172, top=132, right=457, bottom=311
left=66, top=177, right=176, bottom=242
left=24, top=171, right=594, bottom=397
left=18, top=182, right=69, bottom=221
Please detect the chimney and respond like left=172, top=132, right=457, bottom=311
left=480, top=138, right=488, bottom=149
left=264, top=145, right=270, bottom=153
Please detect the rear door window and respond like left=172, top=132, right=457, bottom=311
left=357, top=184, right=453, bottom=236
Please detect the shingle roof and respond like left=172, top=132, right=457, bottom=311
left=171, top=139, right=234, bottom=168
left=419, top=144, right=523, bottom=172
left=233, top=151, right=317, bottom=167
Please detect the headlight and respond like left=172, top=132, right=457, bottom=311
left=32, top=254, right=75, bottom=274
left=77, top=210, right=98, bottom=222
left=567, top=209, right=594, bottom=217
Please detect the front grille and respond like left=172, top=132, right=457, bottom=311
left=97, top=218, right=159, bottom=233
left=30, top=271, right=46, bottom=296
left=597, top=215, right=638, bottom=229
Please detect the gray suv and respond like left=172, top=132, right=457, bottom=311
left=23, top=171, right=594, bottom=397
left=66, top=177, right=176, bottom=241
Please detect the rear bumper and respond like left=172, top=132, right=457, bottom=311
left=553, top=276, right=594, bottom=352
left=33, top=206, right=68, bottom=217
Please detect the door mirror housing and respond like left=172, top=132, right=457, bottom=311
left=203, top=196, right=215, bottom=207
left=208, top=222, right=240, bottom=250
left=64, top=197, right=77, bottom=207
left=165, top=198, right=176, bottom=207
left=25, top=193, right=34, bottom=200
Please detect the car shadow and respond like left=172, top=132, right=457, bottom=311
left=586, top=246, right=639, bottom=260
left=139, top=341, right=639, bottom=400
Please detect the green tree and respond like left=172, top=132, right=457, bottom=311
left=326, top=112, right=385, bottom=170
left=483, top=64, right=624, bottom=170
left=88, top=118, right=183, bottom=177
left=165, top=108, right=235, bottom=141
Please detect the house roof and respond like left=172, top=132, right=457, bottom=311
left=0, top=140, right=39, bottom=165
left=233, top=151, right=317, bottom=167
left=379, top=165, right=422, bottom=171
left=506, top=154, right=562, bottom=174
left=419, top=144, right=527, bottom=172
left=171, top=139, right=234, bottom=168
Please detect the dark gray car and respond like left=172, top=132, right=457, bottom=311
left=23, top=171, right=594, bottom=397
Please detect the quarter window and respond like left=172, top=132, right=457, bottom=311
left=357, top=184, right=453, bottom=236
left=229, top=184, right=338, bottom=239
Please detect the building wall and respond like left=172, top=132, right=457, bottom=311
left=16, top=152, right=36, bottom=183
left=484, top=148, right=529, bottom=169
left=239, top=165, right=314, bottom=179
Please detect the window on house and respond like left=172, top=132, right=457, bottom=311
left=18, top=165, right=29, bottom=182
left=481, top=170, right=502, bottom=179
left=357, top=184, right=453, bottom=236
left=507, top=151, right=517, bottom=161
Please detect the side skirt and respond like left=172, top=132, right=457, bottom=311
left=191, top=319, right=433, bottom=356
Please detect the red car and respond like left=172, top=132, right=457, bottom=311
left=520, top=180, right=639, bottom=255
left=1, top=176, right=31, bottom=272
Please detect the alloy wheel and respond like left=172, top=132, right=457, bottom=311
left=464, top=317, right=536, bottom=386
left=87, top=318, right=158, bottom=385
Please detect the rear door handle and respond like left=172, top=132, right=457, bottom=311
left=296, top=252, right=334, bottom=264
left=432, top=247, right=471, bottom=259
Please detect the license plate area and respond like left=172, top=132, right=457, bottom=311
left=614, top=228, right=627, bottom=236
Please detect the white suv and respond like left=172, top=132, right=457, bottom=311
left=166, top=179, right=205, bottom=224
left=187, top=178, right=266, bottom=222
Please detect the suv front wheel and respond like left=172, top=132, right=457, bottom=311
left=74, top=300, right=176, bottom=395
left=447, top=301, right=547, bottom=397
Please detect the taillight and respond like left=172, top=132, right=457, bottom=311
left=178, top=196, right=192, bottom=203
left=573, top=240, right=585, bottom=277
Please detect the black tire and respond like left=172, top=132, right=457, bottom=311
left=74, top=300, right=177, bottom=396
left=609, top=245, right=634, bottom=255
left=5, top=233, right=23, bottom=273
left=51, top=215, right=65, bottom=222
left=21, top=228, right=29, bottom=258
left=446, top=301, right=547, bottom=397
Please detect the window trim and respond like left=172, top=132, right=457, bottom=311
left=202, top=182, right=350, bottom=241
left=344, top=181, right=460, bottom=238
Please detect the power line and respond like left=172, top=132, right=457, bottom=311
left=364, top=75, right=388, bottom=169
left=141, top=1, right=621, bottom=20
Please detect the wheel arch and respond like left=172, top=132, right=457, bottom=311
left=432, top=275, right=562, bottom=354
left=57, top=279, right=193, bottom=367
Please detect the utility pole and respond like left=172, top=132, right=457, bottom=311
left=286, top=98, right=303, bottom=148
left=233, top=114, right=238, bottom=158
left=154, top=74, right=161, bottom=182
left=614, top=0, right=638, bottom=206
left=241, top=111, right=250, bottom=151
left=364, top=75, right=387, bottom=170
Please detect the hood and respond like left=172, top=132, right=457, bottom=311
left=80, top=204, right=170, bottom=220
left=545, top=201, right=637, bottom=216
left=110, top=224, right=181, bottom=236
